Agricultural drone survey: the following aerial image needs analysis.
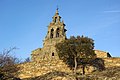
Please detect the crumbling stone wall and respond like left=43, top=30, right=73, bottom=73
left=17, top=57, right=120, bottom=79
left=17, top=60, right=72, bottom=79
left=103, top=58, right=120, bottom=67
left=94, top=50, right=111, bottom=58
left=31, top=49, right=111, bottom=62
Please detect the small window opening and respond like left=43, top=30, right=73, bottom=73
left=52, top=52, right=54, bottom=56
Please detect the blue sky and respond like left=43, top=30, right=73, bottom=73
left=0, top=0, right=120, bottom=60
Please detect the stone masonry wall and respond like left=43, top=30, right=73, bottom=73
left=17, top=60, right=72, bottom=79
left=17, top=57, right=120, bottom=79
left=103, top=58, right=120, bottom=67
left=94, top=50, right=111, bottom=58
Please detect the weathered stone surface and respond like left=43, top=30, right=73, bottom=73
left=95, top=50, right=111, bottom=58
left=103, top=58, right=120, bottom=67
left=17, top=60, right=72, bottom=79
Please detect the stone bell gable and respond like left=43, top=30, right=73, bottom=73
left=31, top=9, right=67, bottom=62
left=43, top=8, right=67, bottom=46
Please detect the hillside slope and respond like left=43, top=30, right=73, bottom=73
left=23, top=67, right=120, bottom=80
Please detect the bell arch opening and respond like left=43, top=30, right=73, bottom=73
left=50, top=28, right=54, bottom=38
left=56, top=28, right=60, bottom=37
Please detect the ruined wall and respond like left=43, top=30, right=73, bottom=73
left=103, top=58, right=120, bottom=67
left=94, top=50, right=111, bottom=58
left=17, top=60, right=72, bottom=79
left=32, top=49, right=111, bottom=63
left=17, top=57, right=120, bottom=79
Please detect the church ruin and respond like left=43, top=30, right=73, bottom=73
left=16, top=9, right=120, bottom=79
left=31, top=9, right=111, bottom=62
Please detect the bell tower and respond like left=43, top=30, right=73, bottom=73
left=42, top=8, right=67, bottom=59
left=31, top=8, right=67, bottom=61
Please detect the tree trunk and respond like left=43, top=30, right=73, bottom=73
left=74, top=57, right=77, bottom=74
left=82, top=64, right=85, bottom=75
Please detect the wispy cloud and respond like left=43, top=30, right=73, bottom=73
left=104, top=10, right=120, bottom=13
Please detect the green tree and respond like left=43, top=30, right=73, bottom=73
left=55, top=35, right=96, bottom=74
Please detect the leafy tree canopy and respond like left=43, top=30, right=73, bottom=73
left=55, top=35, right=96, bottom=74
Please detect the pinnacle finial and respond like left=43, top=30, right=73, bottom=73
left=57, top=5, right=59, bottom=10
left=56, top=5, right=59, bottom=14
